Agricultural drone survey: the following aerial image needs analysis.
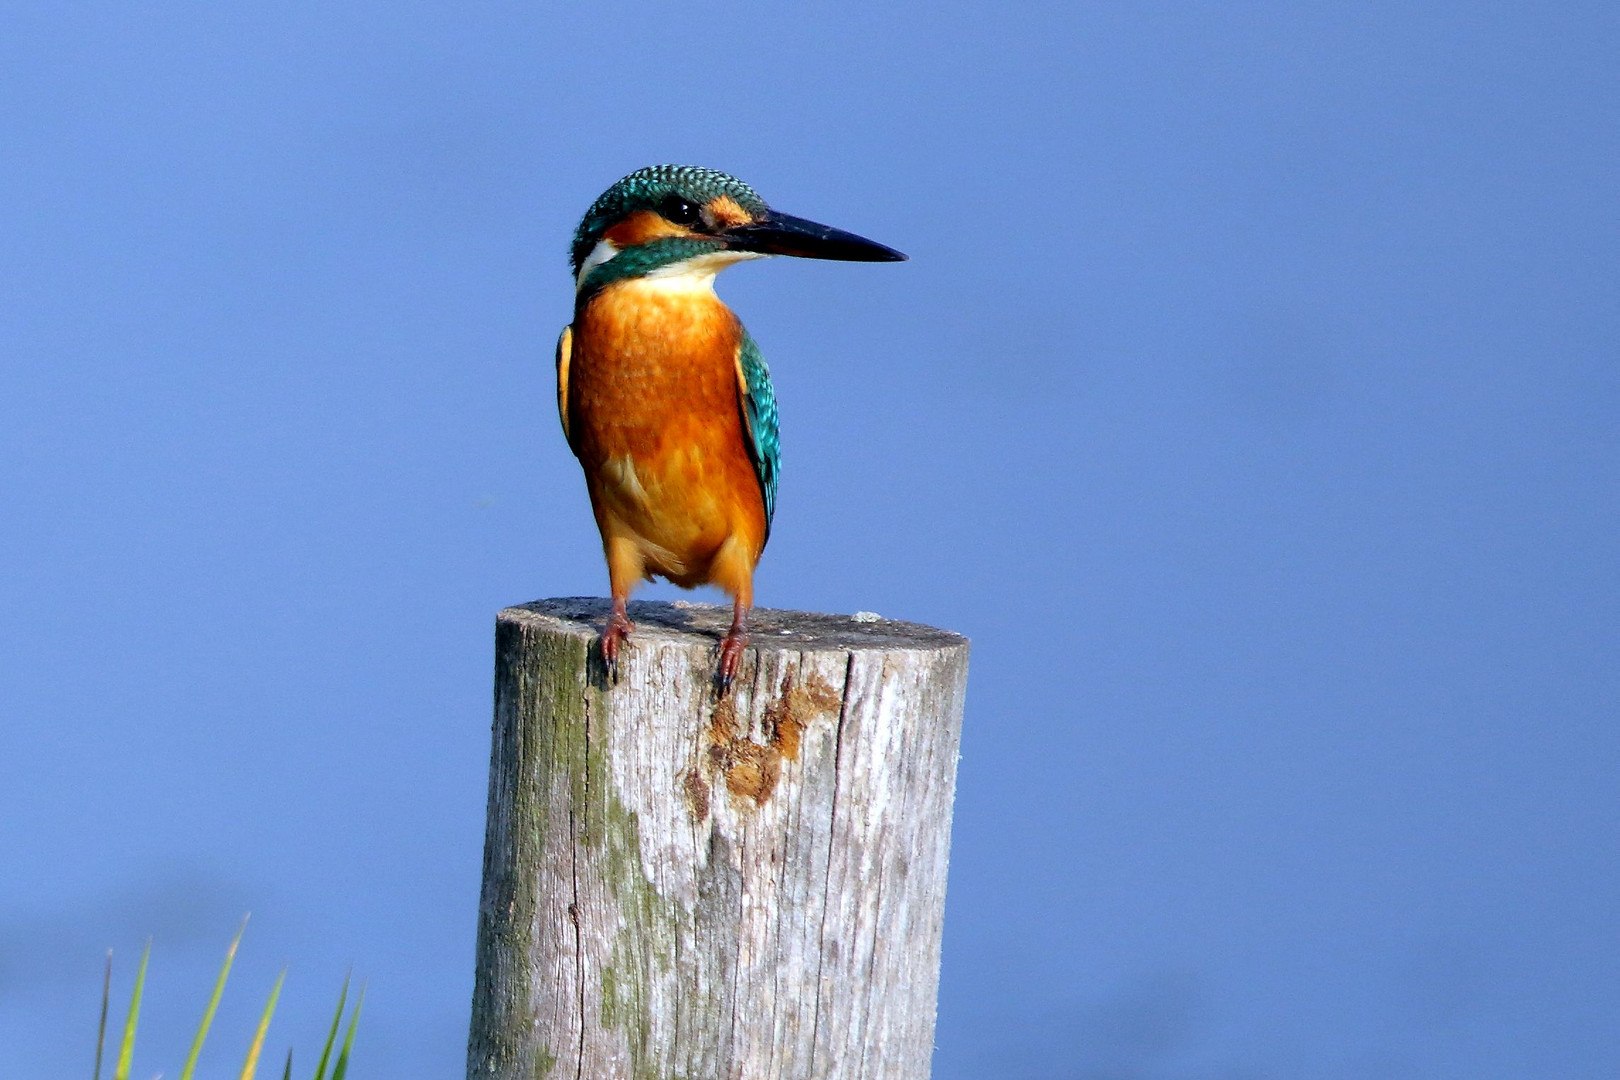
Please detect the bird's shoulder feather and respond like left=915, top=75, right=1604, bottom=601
left=733, top=330, right=779, bottom=539
left=555, top=324, right=577, bottom=455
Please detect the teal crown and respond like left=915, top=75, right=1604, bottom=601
left=570, top=165, right=768, bottom=275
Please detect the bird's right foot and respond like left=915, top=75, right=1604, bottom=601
left=716, top=629, right=747, bottom=693
left=601, top=609, right=634, bottom=676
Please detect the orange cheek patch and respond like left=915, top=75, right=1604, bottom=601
left=705, top=195, right=754, bottom=228
left=603, top=210, right=699, bottom=247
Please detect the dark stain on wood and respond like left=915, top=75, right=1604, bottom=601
left=722, top=742, right=782, bottom=805
left=764, top=670, right=842, bottom=762
left=681, top=768, right=711, bottom=822
left=703, top=670, right=846, bottom=807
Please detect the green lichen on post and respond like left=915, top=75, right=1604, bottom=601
left=588, top=741, right=687, bottom=1079
left=524, top=628, right=594, bottom=1078
left=470, top=619, right=593, bottom=1080
left=521, top=618, right=597, bottom=858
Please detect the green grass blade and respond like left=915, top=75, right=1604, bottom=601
left=93, top=949, right=112, bottom=1080
left=179, top=916, right=249, bottom=1080
left=329, top=984, right=364, bottom=1080
left=309, top=971, right=349, bottom=1080
left=280, top=1049, right=292, bottom=1080
left=112, top=938, right=151, bottom=1080
left=237, top=967, right=285, bottom=1080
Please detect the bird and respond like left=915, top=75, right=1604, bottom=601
left=555, top=164, right=906, bottom=688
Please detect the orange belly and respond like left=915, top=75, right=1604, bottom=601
left=568, top=278, right=767, bottom=590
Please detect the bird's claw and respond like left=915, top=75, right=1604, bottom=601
left=601, top=611, right=634, bottom=679
left=716, top=630, right=747, bottom=693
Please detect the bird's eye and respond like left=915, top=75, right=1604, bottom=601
left=660, top=197, right=703, bottom=226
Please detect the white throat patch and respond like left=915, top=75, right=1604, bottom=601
left=574, top=242, right=770, bottom=295
left=575, top=239, right=619, bottom=291
left=636, top=249, right=769, bottom=294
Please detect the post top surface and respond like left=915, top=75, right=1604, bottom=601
left=500, top=598, right=967, bottom=653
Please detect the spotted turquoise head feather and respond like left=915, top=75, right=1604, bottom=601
left=570, top=165, right=768, bottom=276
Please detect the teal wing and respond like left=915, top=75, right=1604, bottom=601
left=735, top=330, right=780, bottom=542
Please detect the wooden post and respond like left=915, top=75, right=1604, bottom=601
left=467, top=598, right=969, bottom=1080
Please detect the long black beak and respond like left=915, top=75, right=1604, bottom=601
left=723, top=209, right=907, bottom=261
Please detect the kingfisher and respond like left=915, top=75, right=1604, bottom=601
left=556, top=164, right=905, bottom=687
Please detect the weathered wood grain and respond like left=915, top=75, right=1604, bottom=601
left=467, top=598, right=969, bottom=1080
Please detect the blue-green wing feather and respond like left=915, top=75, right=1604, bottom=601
left=736, top=331, right=779, bottom=542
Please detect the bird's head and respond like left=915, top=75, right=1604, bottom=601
left=570, top=164, right=905, bottom=297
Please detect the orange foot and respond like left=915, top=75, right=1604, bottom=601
left=601, top=607, right=634, bottom=675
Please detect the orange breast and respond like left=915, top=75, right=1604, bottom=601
left=569, top=279, right=767, bottom=585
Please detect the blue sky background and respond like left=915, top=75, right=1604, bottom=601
left=2, top=2, right=1615, bottom=1077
